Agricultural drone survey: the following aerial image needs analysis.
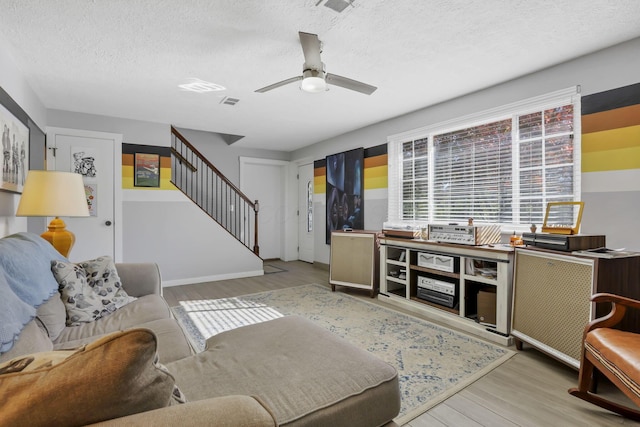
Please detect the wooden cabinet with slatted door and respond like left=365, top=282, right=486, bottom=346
left=329, top=230, right=380, bottom=297
left=511, top=247, right=640, bottom=368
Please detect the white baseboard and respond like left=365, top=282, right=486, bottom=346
left=162, top=269, right=264, bottom=287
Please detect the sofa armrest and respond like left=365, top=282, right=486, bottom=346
left=116, top=263, right=162, bottom=297
left=87, top=395, right=277, bottom=427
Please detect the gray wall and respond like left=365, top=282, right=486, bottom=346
left=45, top=111, right=290, bottom=283
left=122, top=199, right=263, bottom=282
left=3, top=34, right=640, bottom=274
left=0, top=37, right=47, bottom=237
left=174, top=127, right=291, bottom=184
left=292, top=36, right=640, bottom=262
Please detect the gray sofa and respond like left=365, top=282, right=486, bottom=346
left=0, top=233, right=400, bottom=426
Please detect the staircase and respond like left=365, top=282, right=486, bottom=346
left=170, top=126, right=260, bottom=256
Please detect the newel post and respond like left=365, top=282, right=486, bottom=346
left=253, top=200, right=260, bottom=256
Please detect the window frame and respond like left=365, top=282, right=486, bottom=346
left=387, top=87, right=581, bottom=230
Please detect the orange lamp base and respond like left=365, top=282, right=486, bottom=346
left=40, top=217, right=75, bottom=258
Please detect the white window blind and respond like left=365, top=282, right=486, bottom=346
left=388, top=87, right=580, bottom=228
left=432, top=119, right=513, bottom=223
left=401, top=138, right=429, bottom=220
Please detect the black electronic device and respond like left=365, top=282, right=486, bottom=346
left=416, top=276, right=458, bottom=308
left=522, top=233, right=606, bottom=252
left=416, top=288, right=458, bottom=308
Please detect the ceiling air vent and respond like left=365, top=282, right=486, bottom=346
left=220, top=97, right=240, bottom=106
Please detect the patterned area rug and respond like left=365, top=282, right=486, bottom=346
left=171, top=284, right=514, bottom=425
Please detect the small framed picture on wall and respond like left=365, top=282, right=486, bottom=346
left=134, top=152, right=160, bottom=187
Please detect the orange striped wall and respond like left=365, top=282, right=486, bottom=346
left=314, top=144, right=387, bottom=194
left=122, top=144, right=177, bottom=190
left=581, top=83, right=640, bottom=173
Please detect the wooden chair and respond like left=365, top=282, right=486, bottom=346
left=569, top=293, right=640, bottom=420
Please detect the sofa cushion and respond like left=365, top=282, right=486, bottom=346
left=0, top=320, right=52, bottom=364
left=86, top=395, right=278, bottom=427
left=53, top=294, right=172, bottom=344
left=51, top=256, right=136, bottom=326
left=136, top=318, right=195, bottom=363
left=55, top=318, right=193, bottom=364
left=0, top=328, right=177, bottom=427
left=167, top=316, right=400, bottom=427
left=35, top=294, right=67, bottom=341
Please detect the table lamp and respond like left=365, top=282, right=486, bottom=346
left=16, top=170, right=90, bottom=257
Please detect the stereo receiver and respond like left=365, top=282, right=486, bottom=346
left=416, top=276, right=458, bottom=308
left=428, top=224, right=501, bottom=246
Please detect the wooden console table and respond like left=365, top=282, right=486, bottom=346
left=378, top=237, right=514, bottom=346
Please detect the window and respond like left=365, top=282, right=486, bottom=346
left=388, top=87, right=580, bottom=228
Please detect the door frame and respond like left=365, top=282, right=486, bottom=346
left=297, top=161, right=314, bottom=263
left=239, top=157, right=294, bottom=261
left=45, top=127, right=123, bottom=261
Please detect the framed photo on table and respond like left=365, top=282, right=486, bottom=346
left=0, top=101, right=29, bottom=193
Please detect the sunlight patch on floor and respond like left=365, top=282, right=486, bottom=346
left=179, top=298, right=284, bottom=337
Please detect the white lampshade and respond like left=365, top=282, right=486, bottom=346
left=16, top=170, right=90, bottom=217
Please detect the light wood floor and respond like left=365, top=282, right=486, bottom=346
left=164, top=260, right=640, bottom=427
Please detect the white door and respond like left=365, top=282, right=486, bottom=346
left=240, top=161, right=284, bottom=260
left=298, top=163, right=314, bottom=263
left=46, top=127, right=122, bottom=262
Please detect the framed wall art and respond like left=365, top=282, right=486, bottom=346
left=0, top=100, right=29, bottom=193
left=134, top=152, right=161, bottom=187
left=325, top=147, right=364, bottom=244
left=122, top=143, right=174, bottom=190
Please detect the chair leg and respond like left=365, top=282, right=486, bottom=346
left=575, top=349, right=595, bottom=393
left=569, top=388, right=640, bottom=421
left=569, top=352, right=640, bottom=421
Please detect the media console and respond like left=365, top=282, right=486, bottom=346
left=379, top=237, right=514, bottom=345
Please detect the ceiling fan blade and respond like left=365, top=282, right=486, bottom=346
left=298, top=32, right=323, bottom=70
left=326, top=73, right=377, bottom=95
left=255, top=76, right=302, bottom=93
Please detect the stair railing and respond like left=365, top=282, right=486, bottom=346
left=170, top=126, right=259, bottom=256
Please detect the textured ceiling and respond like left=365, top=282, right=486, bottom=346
left=1, top=0, right=640, bottom=152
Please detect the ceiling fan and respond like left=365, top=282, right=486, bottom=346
left=255, top=31, right=377, bottom=95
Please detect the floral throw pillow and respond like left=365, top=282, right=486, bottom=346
left=51, top=256, right=137, bottom=326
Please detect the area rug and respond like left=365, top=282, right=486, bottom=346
left=171, top=284, right=514, bottom=425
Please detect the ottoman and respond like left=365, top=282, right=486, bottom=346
left=167, top=315, right=400, bottom=426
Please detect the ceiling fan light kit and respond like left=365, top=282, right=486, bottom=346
left=301, top=69, right=327, bottom=93
left=256, top=31, right=376, bottom=95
